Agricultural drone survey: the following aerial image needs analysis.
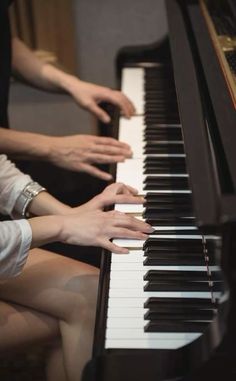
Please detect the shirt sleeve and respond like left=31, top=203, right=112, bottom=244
left=0, top=219, right=32, bottom=279
left=0, top=154, right=33, bottom=215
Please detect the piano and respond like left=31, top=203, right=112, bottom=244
left=83, top=1, right=236, bottom=380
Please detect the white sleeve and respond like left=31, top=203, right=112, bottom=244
left=0, top=219, right=32, bottom=279
left=0, top=154, right=33, bottom=215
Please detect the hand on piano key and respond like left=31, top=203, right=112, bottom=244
left=60, top=209, right=153, bottom=254
left=48, top=135, right=133, bottom=181
left=80, top=182, right=145, bottom=210
left=61, top=182, right=153, bottom=253
left=65, top=79, right=136, bottom=123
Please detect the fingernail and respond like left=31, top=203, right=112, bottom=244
left=105, top=174, right=113, bottom=181
left=146, top=225, right=154, bottom=232
left=103, top=116, right=111, bottom=123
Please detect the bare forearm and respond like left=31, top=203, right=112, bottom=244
left=0, top=127, right=51, bottom=160
left=28, top=191, right=72, bottom=217
left=28, top=215, right=63, bottom=248
left=12, top=37, right=77, bottom=92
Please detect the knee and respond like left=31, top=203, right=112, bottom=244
left=62, top=272, right=99, bottom=323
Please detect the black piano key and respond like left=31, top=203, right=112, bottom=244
left=144, top=280, right=211, bottom=292
left=143, top=255, right=205, bottom=266
left=144, top=166, right=186, bottom=174
left=145, top=117, right=181, bottom=124
left=143, top=238, right=203, bottom=251
left=145, top=192, right=192, bottom=203
left=144, top=203, right=192, bottom=211
left=143, top=270, right=208, bottom=281
left=144, top=208, right=193, bottom=218
left=144, top=164, right=187, bottom=174
left=144, top=177, right=189, bottom=190
left=144, top=297, right=215, bottom=309
left=145, top=217, right=196, bottom=226
left=144, top=309, right=215, bottom=321
left=144, top=133, right=183, bottom=141
left=144, top=155, right=185, bottom=162
left=144, top=320, right=209, bottom=333
left=144, top=146, right=184, bottom=154
left=150, top=229, right=198, bottom=236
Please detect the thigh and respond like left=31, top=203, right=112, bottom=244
left=0, top=300, right=59, bottom=352
left=0, top=248, right=99, bottom=322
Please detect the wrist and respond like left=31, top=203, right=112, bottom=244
left=62, top=74, right=81, bottom=95
left=28, top=133, right=53, bottom=160
left=29, top=215, right=64, bottom=247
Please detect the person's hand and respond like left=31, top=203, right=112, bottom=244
left=65, top=78, right=136, bottom=123
left=60, top=209, right=153, bottom=254
left=48, top=134, right=132, bottom=180
left=72, top=183, right=144, bottom=214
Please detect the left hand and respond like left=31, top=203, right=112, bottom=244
left=66, top=78, right=136, bottom=123
left=71, top=183, right=144, bottom=214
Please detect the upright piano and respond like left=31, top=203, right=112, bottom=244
left=83, top=1, right=236, bottom=380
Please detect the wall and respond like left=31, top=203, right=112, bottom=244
left=73, top=0, right=168, bottom=88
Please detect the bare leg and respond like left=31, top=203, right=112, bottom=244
left=0, top=248, right=99, bottom=381
left=0, top=300, right=59, bottom=352
left=0, top=300, right=67, bottom=380
left=46, top=343, right=67, bottom=381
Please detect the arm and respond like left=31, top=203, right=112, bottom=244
left=0, top=156, right=151, bottom=278
left=0, top=128, right=131, bottom=180
left=0, top=38, right=134, bottom=180
left=12, top=38, right=135, bottom=122
left=27, top=182, right=150, bottom=253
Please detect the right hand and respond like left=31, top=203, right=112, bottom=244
left=60, top=209, right=153, bottom=254
left=47, top=134, right=132, bottom=180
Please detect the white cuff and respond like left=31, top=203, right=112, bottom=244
left=9, top=219, right=32, bottom=277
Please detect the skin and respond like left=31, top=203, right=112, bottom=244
left=0, top=37, right=136, bottom=180
left=0, top=183, right=152, bottom=380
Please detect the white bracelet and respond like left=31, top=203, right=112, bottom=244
left=13, top=181, right=46, bottom=218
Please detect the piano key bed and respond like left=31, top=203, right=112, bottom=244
left=104, top=64, right=223, bottom=351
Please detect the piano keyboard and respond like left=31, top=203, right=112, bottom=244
left=104, top=65, right=222, bottom=350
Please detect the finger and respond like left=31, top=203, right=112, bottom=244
left=102, top=240, right=129, bottom=254
left=109, top=194, right=145, bottom=204
left=110, top=212, right=153, bottom=233
left=90, top=143, right=132, bottom=158
left=94, top=136, right=131, bottom=151
left=114, top=183, right=139, bottom=195
left=86, top=153, right=126, bottom=164
left=111, top=227, right=149, bottom=240
left=79, top=163, right=113, bottom=181
left=101, top=91, right=135, bottom=118
left=89, top=103, right=111, bottom=123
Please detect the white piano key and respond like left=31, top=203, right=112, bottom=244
left=115, top=203, right=144, bottom=213
left=105, top=317, right=155, bottom=328
left=111, top=250, right=143, bottom=261
left=110, top=263, right=216, bottom=272
left=107, top=307, right=145, bottom=318
left=121, top=68, right=144, bottom=114
left=105, top=338, right=201, bottom=350
left=107, top=294, right=212, bottom=309
left=106, top=329, right=201, bottom=342
left=109, top=279, right=147, bottom=288
left=108, top=289, right=212, bottom=299
left=118, top=116, right=144, bottom=155
left=109, top=271, right=144, bottom=280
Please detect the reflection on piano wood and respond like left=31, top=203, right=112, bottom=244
left=83, top=1, right=236, bottom=380
left=200, top=0, right=236, bottom=107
